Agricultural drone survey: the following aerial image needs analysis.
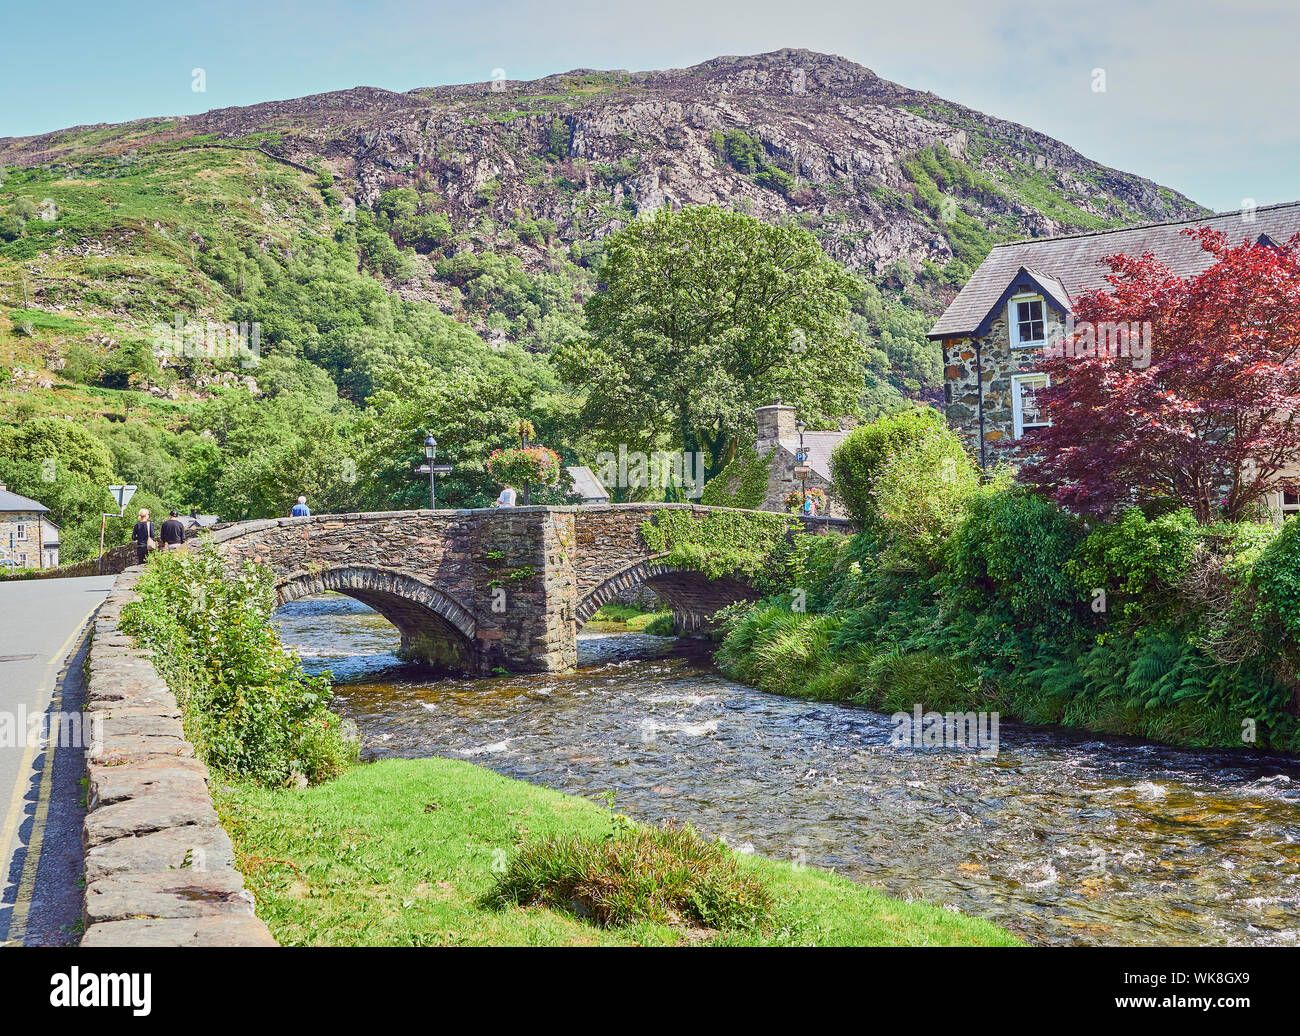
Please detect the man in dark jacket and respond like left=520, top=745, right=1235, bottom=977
left=160, top=510, right=187, bottom=550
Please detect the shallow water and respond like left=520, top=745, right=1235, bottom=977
left=276, top=595, right=1300, bottom=946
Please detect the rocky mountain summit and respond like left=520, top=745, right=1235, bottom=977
left=1, top=49, right=1205, bottom=281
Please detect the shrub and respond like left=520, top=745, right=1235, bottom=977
left=829, top=405, right=954, bottom=529
left=699, top=447, right=773, bottom=509
left=484, top=821, right=774, bottom=930
left=121, top=543, right=356, bottom=786
left=870, top=426, right=979, bottom=569
left=1067, top=507, right=1199, bottom=625
left=943, top=481, right=1084, bottom=632
left=780, top=531, right=851, bottom=611
left=640, top=508, right=792, bottom=585
left=0, top=211, right=25, bottom=242
left=1252, top=517, right=1300, bottom=668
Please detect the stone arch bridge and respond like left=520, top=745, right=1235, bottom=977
left=206, top=504, right=850, bottom=674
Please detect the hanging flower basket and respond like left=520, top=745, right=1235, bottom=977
left=785, top=486, right=828, bottom=514
left=487, top=444, right=563, bottom=488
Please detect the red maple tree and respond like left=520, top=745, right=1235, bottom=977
left=1021, top=227, right=1300, bottom=522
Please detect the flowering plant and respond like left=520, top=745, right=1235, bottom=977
left=487, top=444, right=562, bottom=487
left=785, top=486, right=828, bottom=514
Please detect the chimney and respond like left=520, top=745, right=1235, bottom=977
left=755, top=400, right=797, bottom=454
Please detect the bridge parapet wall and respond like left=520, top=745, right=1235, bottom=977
left=205, top=505, right=852, bottom=672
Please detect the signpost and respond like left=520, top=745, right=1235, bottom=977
left=98, top=484, right=137, bottom=574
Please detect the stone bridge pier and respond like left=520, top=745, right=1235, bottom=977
left=209, top=504, right=850, bottom=674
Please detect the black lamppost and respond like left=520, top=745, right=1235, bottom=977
left=424, top=434, right=437, bottom=509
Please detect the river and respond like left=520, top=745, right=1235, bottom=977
left=275, top=595, right=1300, bottom=947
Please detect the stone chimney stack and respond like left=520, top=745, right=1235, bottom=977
left=755, top=400, right=797, bottom=454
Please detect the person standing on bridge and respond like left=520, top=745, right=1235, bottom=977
left=159, top=510, right=187, bottom=550
left=493, top=485, right=517, bottom=508
left=291, top=496, right=311, bottom=517
left=131, top=508, right=154, bottom=565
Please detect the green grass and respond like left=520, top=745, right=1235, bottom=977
left=212, top=757, right=1021, bottom=947
left=587, top=603, right=675, bottom=634
left=485, top=821, right=776, bottom=931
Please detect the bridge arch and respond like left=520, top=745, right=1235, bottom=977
left=275, top=565, right=477, bottom=669
left=576, top=556, right=761, bottom=630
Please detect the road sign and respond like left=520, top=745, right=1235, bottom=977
left=431, top=464, right=453, bottom=473
left=108, top=485, right=137, bottom=511
left=793, top=465, right=812, bottom=478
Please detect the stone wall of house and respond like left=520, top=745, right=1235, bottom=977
left=752, top=402, right=847, bottom=517
left=0, top=509, right=47, bottom=569
left=760, top=449, right=844, bottom=518
left=80, top=567, right=277, bottom=947
left=941, top=307, right=1063, bottom=468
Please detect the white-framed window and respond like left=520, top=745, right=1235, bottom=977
left=1011, top=372, right=1050, bottom=439
left=1008, top=293, right=1046, bottom=348
left=1282, top=491, right=1300, bottom=518
left=18, top=553, right=27, bottom=567
left=15, top=522, right=27, bottom=541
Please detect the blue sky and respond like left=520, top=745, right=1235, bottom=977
left=2, top=0, right=1294, bottom=212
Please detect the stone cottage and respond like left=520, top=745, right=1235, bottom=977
left=753, top=402, right=849, bottom=517
left=0, top=483, right=58, bottom=569
left=928, top=201, right=1300, bottom=517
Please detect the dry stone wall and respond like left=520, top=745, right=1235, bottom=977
left=80, top=566, right=276, bottom=947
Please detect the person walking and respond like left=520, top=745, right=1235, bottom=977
left=291, top=496, right=311, bottom=517
left=493, top=485, right=517, bottom=508
left=131, top=508, right=154, bottom=565
left=159, top=510, right=187, bottom=550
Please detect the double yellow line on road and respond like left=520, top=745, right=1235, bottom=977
left=0, top=616, right=94, bottom=946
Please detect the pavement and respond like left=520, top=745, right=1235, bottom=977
left=0, top=575, right=115, bottom=945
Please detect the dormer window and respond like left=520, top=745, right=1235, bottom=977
left=1009, top=293, right=1046, bottom=348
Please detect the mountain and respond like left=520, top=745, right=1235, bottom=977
left=0, top=48, right=1210, bottom=421
left=2, top=49, right=1204, bottom=281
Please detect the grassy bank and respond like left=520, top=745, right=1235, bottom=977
left=213, top=757, right=1020, bottom=947
left=586, top=602, right=674, bottom=635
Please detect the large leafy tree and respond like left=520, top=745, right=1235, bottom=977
left=558, top=205, right=865, bottom=478
left=358, top=356, right=558, bottom=509
left=1023, top=228, right=1300, bottom=522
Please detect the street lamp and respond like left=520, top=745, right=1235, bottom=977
left=424, top=434, right=437, bottom=510
left=794, top=418, right=810, bottom=516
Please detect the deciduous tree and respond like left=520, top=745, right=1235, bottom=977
left=558, top=205, right=865, bottom=479
left=1023, top=228, right=1300, bottom=522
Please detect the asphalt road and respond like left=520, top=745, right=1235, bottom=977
left=0, top=575, right=115, bottom=945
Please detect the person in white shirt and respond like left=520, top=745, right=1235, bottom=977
left=494, top=486, right=517, bottom=507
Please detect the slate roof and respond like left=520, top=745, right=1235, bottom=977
left=0, top=486, right=49, bottom=513
left=777, top=431, right=848, bottom=481
left=928, top=201, right=1300, bottom=340
left=566, top=465, right=610, bottom=502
